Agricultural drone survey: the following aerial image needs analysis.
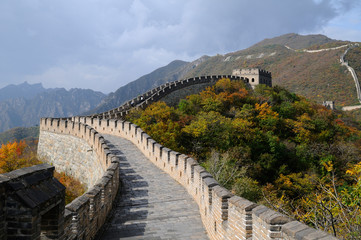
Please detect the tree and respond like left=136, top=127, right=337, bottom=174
left=0, top=140, right=41, bottom=173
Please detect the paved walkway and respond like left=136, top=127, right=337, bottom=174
left=98, top=134, right=208, bottom=240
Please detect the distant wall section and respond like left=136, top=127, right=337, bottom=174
left=160, top=82, right=214, bottom=106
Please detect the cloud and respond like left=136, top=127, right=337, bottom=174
left=0, top=0, right=360, bottom=93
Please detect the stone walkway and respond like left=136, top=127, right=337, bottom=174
left=97, top=135, right=209, bottom=240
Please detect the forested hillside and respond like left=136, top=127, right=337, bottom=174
left=127, top=78, right=361, bottom=239
left=0, top=126, right=39, bottom=145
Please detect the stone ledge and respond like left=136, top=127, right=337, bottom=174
left=253, top=205, right=291, bottom=225
left=203, top=177, right=218, bottom=188
left=229, top=196, right=258, bottom=212
left=66, top=195, right=90, bottom=212
left=282, top=221, right=338, bottom=240
left=213, top=185, right=233, bottom=199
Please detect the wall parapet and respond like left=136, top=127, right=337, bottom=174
left=0, top=118, right=121, bottom=239
left=78, top=117, right=338, bottom=240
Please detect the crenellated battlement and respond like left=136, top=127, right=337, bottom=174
left=232, top=68, right=272, bottom=89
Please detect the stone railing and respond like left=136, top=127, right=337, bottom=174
left=75, top=116, right=338, bottom=240
left=35, top=118, right=120, bottom=239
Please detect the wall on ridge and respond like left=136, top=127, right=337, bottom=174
left=75, top=116, right=338, bottom=240
left=161, top=82, right=215, bottom=106
left=92, top=75, right=243, bottom=119
left=38, top=131, right=102, bottom=188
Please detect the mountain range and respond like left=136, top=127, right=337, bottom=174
left=0, top=81, right=47, bottom=102
left=0, top=83, right=105, bottom=132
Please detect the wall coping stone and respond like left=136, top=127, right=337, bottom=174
left=66, top=195, right=90, bottom=212
left=213, top=185, right=233, bottom=199
left=203, top=177, right=218, bottom=188
left=186, top=158, right=198, bottom=166
left=254, top=205, right=291, bottom=225
left=229, top=196, right=258, bottom=211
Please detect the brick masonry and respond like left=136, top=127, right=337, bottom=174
left=38, top=131, right=102, bottom=188
left=0, top=164, right=65, bottom=239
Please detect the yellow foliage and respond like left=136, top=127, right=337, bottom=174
left=0, top=141, right=41, bottom=173
left=255, top=102, right=279, bottom=120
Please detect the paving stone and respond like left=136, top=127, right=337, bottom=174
left=99, top=135, right=209, bottom=239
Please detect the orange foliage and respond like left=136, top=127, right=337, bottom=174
left=0, top=141, right=41, bottom=173
left=54, top=171, right=86, bottom=204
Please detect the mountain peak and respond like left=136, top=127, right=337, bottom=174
left=0, top=82, right=46, bottom=102
left=250, top=33, right=336, bottom=50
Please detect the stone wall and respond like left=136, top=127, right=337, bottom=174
left=75, top=116, right=338, bottom=240
left=38, top=131, right=102, bottom=188
left=36, top=118, right=120, bottom=239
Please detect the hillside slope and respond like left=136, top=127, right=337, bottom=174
left=251, top=33, right=336, bottom=50
left=0, top=126, right=39, bottom=145
left=185, top=34, right=359, bottom=107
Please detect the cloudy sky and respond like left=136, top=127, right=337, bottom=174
left=0, top=0, right=360, bottom=93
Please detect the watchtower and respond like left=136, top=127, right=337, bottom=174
left=232, top=68, right=272, bottom=89
left=322, top=101, right=335, bottom=110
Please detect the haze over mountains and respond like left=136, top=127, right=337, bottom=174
left=0, top=81, right=46, bottom=102
left=1, top=33, right=360, bottom=136
left=0, top=83, right=105, bottom=132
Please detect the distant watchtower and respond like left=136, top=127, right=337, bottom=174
left=322, top=101, right=335, bottom=110
left=232, top=68, right=272, bottom=89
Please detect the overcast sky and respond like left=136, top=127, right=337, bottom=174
left=0, top=0, right=360, bottom=93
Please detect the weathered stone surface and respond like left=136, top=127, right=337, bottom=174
left=0, top=164, right=65, bottom=239
left=38, top=131, right=104, bottom=188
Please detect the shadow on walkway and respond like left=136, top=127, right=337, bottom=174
left=96, top=140, right=149, bottom=239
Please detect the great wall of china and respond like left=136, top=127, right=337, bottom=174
left=0, top=74, right=340, bottom=239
